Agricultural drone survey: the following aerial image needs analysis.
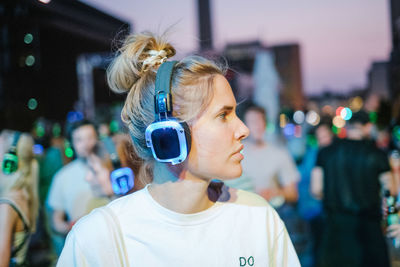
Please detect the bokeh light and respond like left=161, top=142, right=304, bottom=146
left=349, top=96, right=363, bottom=112
left=67, top=111, right=84, bottom=123
left=35, top=124, right=45, bottom=138
left=340, top=107, right=352, bottom=121
left=332, top=125, right=339, bottom=135
left=333, top=116, right=346, bottom=128
left=28, top=98, right=38, bottom=110
left=25, top=55, right=35, bottom=66
left=307, top=135, right=318, bottom=148
left=335, top=106, right=344, bottom=117
left=369, top=111, right=378, bottom=124
left=280, top=113, right=288, bottom=128
left=52, top=123, right=61, bottom=137
left=110, top=120, right=120, bottom=133
left=305, top=111, right=320, bottom=126
left=393, top=126, right=400, bottom=141
left=283, top=123, right=295, bottom=137
left=294, top=125, right=302, bottom=138
left=338, top=128, right=347, bottom=139
left=33, top=144, right=44, bottom=155
left=24, top=33, right=33, bottom=44
left=293, top=110, right=305, bottom=124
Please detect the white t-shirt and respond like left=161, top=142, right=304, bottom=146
left=239, top=142, right=300, bottom=192
left=58, top=185, right=300, bottom=266
left=47, top=159, right=96, bottom=221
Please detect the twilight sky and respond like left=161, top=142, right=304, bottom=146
left=80, top=0, right=391, bottom=96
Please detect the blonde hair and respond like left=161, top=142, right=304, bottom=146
left=0, top=130, right=39, bottom=231
left=107, top=32, right=226, bottom=183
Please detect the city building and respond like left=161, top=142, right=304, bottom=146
left=0, top=0, right=129, bottom=130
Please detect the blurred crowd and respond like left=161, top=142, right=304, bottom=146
left=1, top=91, right=400, bottom=267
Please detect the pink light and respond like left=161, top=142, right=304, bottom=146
left=336, top=106, right=344, bottom=117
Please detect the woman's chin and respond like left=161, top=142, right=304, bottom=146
left=219, top=168, right=242, bottom=180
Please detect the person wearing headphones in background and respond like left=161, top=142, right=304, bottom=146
left=46, top=120, right=102, bottom=256
left=0, top=130, right=39, bottom=267
left=85, top=133, right=144, bottom=204
left=57, top=32, right=300, bottom=266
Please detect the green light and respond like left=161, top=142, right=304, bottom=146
left=110, top=120, right=120, bottom=133
left=52, top=123, right=61, bottom=137
left=331, top=125, right=339, bottom=135
left=394, top=126, right=400, bottom=141
left=266, top=123, right=276, bottom=134
left=369, top=112, right=377, bottom=124
left=2, top=154, right=19, bottom=174
left=307, top=135, right=318, bottom=148
left=25, top=55, right=35, bottom=66
left=24, top=33, right=33, bottom=44
left=65, top=147, right=74, bottom=158
left=36, top=125, right=45, bottom=138
left=27, top=98, right=38, bottom=110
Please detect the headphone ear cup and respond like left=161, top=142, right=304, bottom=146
left=180, top=122, right=191, bottom=155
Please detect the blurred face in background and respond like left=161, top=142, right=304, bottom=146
left=72, top=125, right=97, bottom=158
left=316, top=124, right=333, bottom=147
left=244, top=109, right=266, bottom=143
left=85, top=153, right=113, bottom=197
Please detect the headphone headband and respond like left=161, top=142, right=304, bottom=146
left=154, top=61, right=178, bottom=117
left=155, top=61, right=178, bottom=95
left=10, top=132, right=21, bottom=152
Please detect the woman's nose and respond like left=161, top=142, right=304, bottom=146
left=235, top=117, right=250, bottom=141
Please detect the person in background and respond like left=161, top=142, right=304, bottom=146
left=297, top=119, right=334, bottom=267
left=85, top=133, right=145, bottom=203
left=57, top=31, right=300, bottom=266
left=46, top=120, right=100, bottom=255
left=226, top=105, right=300, bottom=206
left=0, top=130, right=39, bottom=267
left=311, top=110, right=395, bottom=267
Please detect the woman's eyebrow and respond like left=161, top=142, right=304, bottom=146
left=216, top=105, right=234, bottom=113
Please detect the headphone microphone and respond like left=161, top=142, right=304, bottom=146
left=145, top=61, right=191, bottom=165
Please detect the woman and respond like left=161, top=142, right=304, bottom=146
left=58, top=32, right=300, bottom=266
left=0, top=130, right=39, bottom=267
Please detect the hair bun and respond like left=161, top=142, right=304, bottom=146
left=107, top=32, right=176, bottom=94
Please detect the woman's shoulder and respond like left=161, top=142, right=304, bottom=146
left=70, top=207, right=110, bottom=237
left=221, top=188, right=285, bottom=230
left=223, top=187, right=278, bottom=215
left=0, top=191, right=30, bottom=220
left=107, top=187, right=149, bottom=213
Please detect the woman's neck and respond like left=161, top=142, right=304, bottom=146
left=149, top=162, right=214, bottom=214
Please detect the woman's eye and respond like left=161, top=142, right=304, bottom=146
left=219, top=112, right=227, bottom=120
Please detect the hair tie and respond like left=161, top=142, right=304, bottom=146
left=142, top=50, right=168, bottom=72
